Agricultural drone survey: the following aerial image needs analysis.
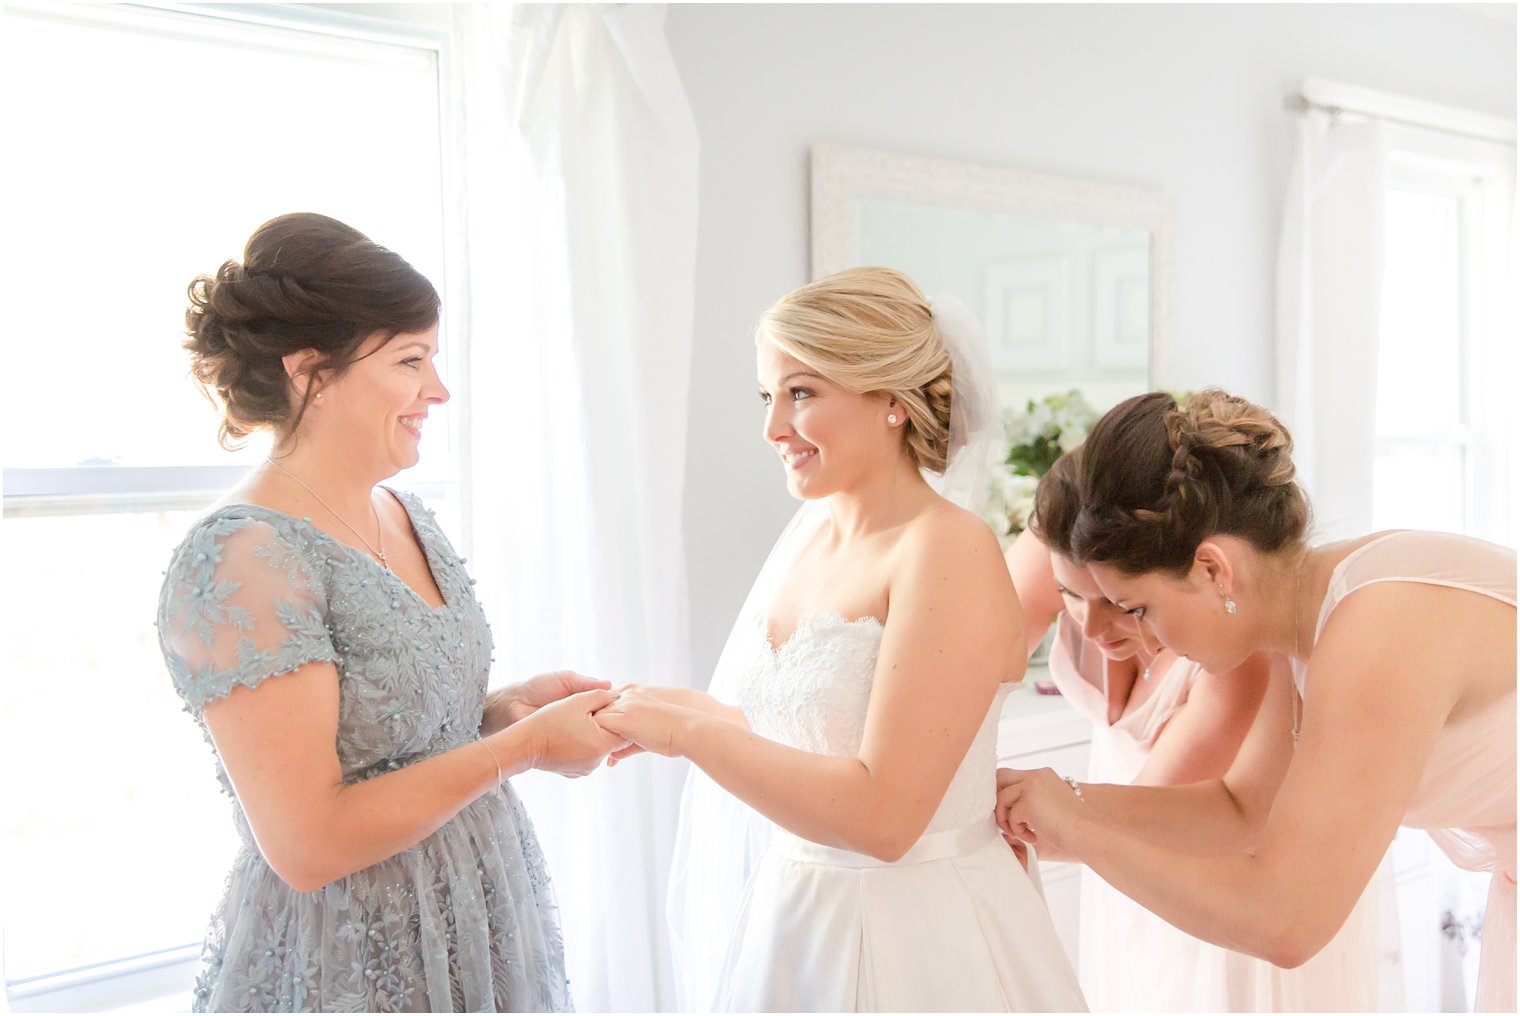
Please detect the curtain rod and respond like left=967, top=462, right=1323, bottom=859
left=1284, top=93, right=1516, bottom=148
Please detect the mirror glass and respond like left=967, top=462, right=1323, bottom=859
left=811, top=145, right=1168, bottom=415
left=857, top=199, right=1150, bottom=411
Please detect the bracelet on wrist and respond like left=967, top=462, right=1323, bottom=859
left=1063, top=775, right=1084, bottom=800
left=480, top=741, right=504, bottom=787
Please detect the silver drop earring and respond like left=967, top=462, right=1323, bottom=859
left=1223, top=595, right=1238, bottom=615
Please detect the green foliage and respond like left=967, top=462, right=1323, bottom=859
left=1005, top=433, right=1064, bottom=477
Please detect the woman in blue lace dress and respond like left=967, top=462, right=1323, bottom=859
left=157, top=213, right=626, bottom=1012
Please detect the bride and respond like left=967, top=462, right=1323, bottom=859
left=595, top=267, right=1085, bottom=1012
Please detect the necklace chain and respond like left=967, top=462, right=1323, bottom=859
left=265, top=459, right=388, bottom=569
left=1290, top=551, right=1307, bottom=747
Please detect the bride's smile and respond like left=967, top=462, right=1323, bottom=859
left=757, top=342, right=906, bottom=501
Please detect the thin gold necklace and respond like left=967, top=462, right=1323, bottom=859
left=1290, top=551, right=1308, bottom=746
left=265, top=459, right=389, bottom=569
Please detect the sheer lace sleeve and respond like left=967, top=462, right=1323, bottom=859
left=157, top=513, right=337, bottom=715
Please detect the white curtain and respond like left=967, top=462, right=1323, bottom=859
left=449, top=4, right=699, bottom=1010
left=1275, top=112, right=1387, bottom=540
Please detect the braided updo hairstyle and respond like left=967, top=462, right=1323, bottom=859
left=1054, top=389, right=1310, bottom=576
left=757, top=266, right=954, bottom=473
left=184, top=213, right=440, bottom=449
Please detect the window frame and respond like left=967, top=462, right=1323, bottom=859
left=1373, top=123, right=1515, bottom=543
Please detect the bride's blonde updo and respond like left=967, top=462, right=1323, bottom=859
left=756, top=266, right=954, bottom=474
left=1047, top=388, right=1310, bottom=575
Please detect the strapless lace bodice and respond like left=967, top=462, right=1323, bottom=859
left=733, top=611, right=1009, bottom=835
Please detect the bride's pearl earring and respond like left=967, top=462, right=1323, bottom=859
left=887, top=414, right=898, bottom=425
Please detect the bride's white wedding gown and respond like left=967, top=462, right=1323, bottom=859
left=707, top=610, right=1088, bottom=1012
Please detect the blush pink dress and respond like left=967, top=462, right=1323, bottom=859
left=1302, top=530, right=1516, bottom=1012
left=1048, top=612, right=1392, bottom=1011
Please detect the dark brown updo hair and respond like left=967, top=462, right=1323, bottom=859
left=1028, top=447, right=1083, bottom=558
left=184, top=212, right=440, bottom=448
left=1053, top=389, right=1310, bottom=576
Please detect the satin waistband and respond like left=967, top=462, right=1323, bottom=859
left=769, top=817, right=1003, bottom=869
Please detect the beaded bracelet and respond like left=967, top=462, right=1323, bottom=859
left=1063, top=775, right=1084, bottom=800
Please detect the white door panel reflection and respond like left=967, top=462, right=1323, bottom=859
left=813, top=144, right=1167, bottom=414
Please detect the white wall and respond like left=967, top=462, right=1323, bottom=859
left=667, top=2, right=1517, bottom=678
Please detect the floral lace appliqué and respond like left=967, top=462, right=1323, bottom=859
left=735, top=610, right=1006, bottom=835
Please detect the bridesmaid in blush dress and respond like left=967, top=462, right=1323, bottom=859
left=1007, top=478, right=1393, bottom=1011
left=998, top=390, right=1514, bottom=1011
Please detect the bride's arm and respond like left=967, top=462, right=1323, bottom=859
left=597, top=510, right=1020, bottom=861
left=635, top=685, right=747, bottom=725
left=603, top=686, right=748, bottom=766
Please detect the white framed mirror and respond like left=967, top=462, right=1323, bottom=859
left=810, top=144, right=1170, bottom=413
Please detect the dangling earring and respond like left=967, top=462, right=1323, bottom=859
left=887, top=414, right=898, bottom=425
left=1223, top=594, right=1238, bottom=615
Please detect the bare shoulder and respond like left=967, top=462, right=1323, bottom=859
left=893, top=500, right=1009, bottom=585
left=882, top=499, right=1022, bottom=682
left=902, top=499, right=1001, bottom=553
left=1319, top=578, right=1514, bottom=718
left=1327, top=578, right=1512, bottom=654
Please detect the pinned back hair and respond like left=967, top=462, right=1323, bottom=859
left=758, top=266, right=954, bottom=473
left=1028, top=447, right=1083, bottom=557
left=184, top=212, right=439, bottom=448
left=1040, top=389, right=1310, bottom=575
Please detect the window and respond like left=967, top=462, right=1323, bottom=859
left=1371, top=113, right=1513, bottom=1016
left=1372, top=123, right=1515, bottom=542
left=1, top=2, right=456, bottom=1003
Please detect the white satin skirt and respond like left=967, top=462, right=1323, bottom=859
left=711, top=818, right=1088, bottom=1012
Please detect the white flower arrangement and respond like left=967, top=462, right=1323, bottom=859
left=984, top=389, right=1099, bottom=546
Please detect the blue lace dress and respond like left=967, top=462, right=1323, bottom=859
left=156, top=490, right=570, bottom=1013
